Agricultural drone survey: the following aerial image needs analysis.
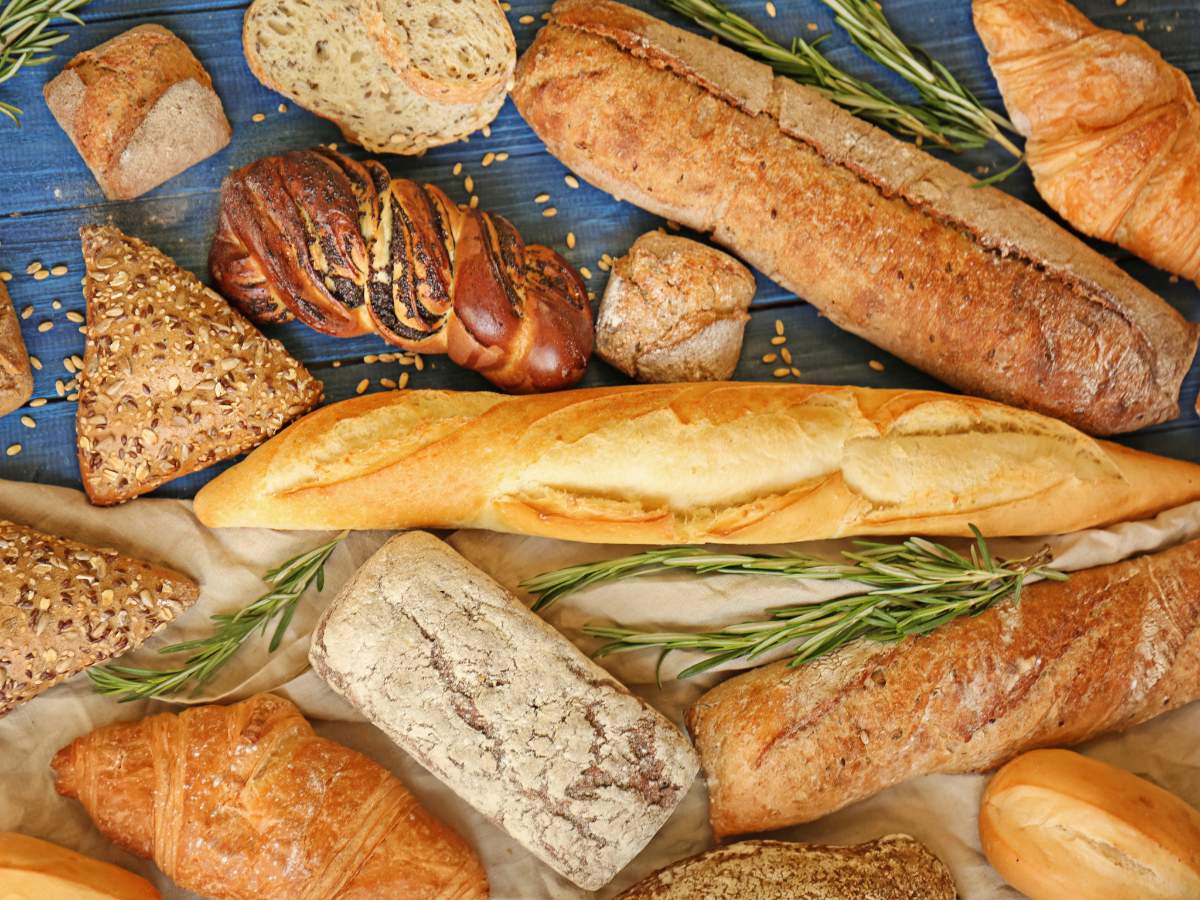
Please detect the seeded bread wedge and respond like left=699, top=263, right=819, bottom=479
left=243, top=0, right=507, bottom=155
left=359, top=0, right=515, bottom=103
left=76, top=225, right=323, bottom=506
left=0, top=282, right=32, bottom=418
left=0, top=520, right=199, bottom=716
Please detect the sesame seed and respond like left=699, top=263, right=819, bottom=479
left=519, top=14, right=534, bottom=24
left=580, top=267, right=593, bottom=279
left=565, top=175, right=580, bottom=189
left=464, top=175, right=474, bottom=193
left=278, top=103, right=288, bottom=113
left=534, top=193, right=550, bottom=203
left=775, top=319, right=784, bottom=335
left=50, top=264, right=68, bottom=276
left=63, top=357, right=75, bottom=374
left=762, top=353, right=777, bottom=364
left=773, top=367, right=789, bottom=378
left=71, top=354, right=82, bottom=369
left=781, top=347, right=793, bottom=364
left=332, top=361, right=342, bottom=368
left=6, top=444, right=20, bottom=457
left=29, top=356, right=41, bottom=370
left=380, top=377, right=396, bottom=389
left=252, top=113, right=266, bottom=123
left=33, top=270, right=49, bottom=281
left=414, top=355, right=424, bottom=371
left=501, top=2, right=510, bottom=10
left=869, top=360, right=885, bottom=372
left=29, top=398, right=46, bottom=408
left=597, top=258, right=610, bottom=272
left=25, top=261, right=41, bottom=275
left=363, top=354, right=379, bottom=364
left=790, top=367, right=802, bottom=377
left=567, top=232, right=576, bottom=249
left=482, top=152, right=495, bottom=167
left=543, top=207, right=558, bottom=218
left=453, top=162, right=463, bottom=176
left=770, top=335, right=786, bottom=346
left=470, top=195, right=480, bottom=209
left=37, top=321, right=53, bottom=333
left=356, top=378, right=369, bottom=394
left=54, top=380, right=64, bottom=396
left=20, top=415, right=34, bottom=428
left=0, top=271, right=10, bottom=282
left=20, top=306, right=31, bottom=319
left=399, top=372, right=410, bottom=389
left=765, top=1, right=777, bottom=17
left=495, top=152, right=509, bottom=162
left=482, top=125, right=492, bottom=138
left=66, top=310, right=84, bottom=323
left=807, top=22, right=818, bottom=31
left=51, top=299, right=61, bottom=310
left=66, top=392, right=78, bottom=401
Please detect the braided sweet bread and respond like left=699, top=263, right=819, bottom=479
left=210, top=147, right=593, bottom=392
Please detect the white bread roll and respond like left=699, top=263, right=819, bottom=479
left=980, top=750, right=1200, bottom=900
left=194, top=384, right=1200, bottom=542
left=0, top=833, right=160, bottom=899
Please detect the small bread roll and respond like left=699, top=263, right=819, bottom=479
left=0, top=833, right=160, bottom=899
left=980, top=749, right=1200, bottom=900
left=596, top=231, right=754, bottom=382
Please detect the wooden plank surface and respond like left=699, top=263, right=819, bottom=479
left=0, top=0, right=1197, bottom=497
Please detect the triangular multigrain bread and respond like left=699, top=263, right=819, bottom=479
left=77, top=225, right=322, bottom=506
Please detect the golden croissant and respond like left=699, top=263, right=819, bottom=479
left=52, top=693, right=488, bottom=900
left=974, top=0, right=1200, bottom=284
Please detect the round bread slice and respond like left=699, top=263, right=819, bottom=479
left=243, top=0, right=505, bottom=155
left=360, top=0, right=515, bottom=104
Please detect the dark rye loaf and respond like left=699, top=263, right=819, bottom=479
left=512, top=0, right=1199, bottom=436
left=309, top=531, right=699, bottom=892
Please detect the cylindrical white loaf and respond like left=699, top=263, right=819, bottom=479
left=194, top=384, right=1200, bottom=544
left=308, top=532, right=700, bottom=892
left=980, top=750, right=1200, bottom=900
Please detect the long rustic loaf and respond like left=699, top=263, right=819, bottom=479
left=686, top=537, right=1200, bottom=838
left=615, top=836, right=956, bottom=900
left=193, top=383, right=1200, bottom=543
left=512, top=0, right=1199, bottom=435
left=309, top=532, right=700, bottom=891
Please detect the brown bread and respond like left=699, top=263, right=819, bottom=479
left=0, top=282, right=32, bottom=418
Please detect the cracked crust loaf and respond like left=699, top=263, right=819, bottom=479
left=686, top=537, right=1200, bottom=838
left=615, top=836, right=956, bottom=899
left=309, top=532, right=699, bottom=891
left=193, top=383, right=1200, bottom=543
left=512, top=0, right=1199, bottom=435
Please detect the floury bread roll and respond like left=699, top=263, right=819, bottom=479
left=980, top=750, right=1200, bottom=900
left=686, top=538, right=1200, bottom=838
left=194, top=384, right=1200, bottom=543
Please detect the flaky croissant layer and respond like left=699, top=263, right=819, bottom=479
left=210, top=147, right=593, bottom=393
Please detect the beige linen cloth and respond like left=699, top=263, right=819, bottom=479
left=2, top=478, right=1199, bottom=898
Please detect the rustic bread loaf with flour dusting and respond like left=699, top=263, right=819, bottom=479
left=309, top=532, right=699, bottom=891
left=512, top=0, right=1198, bottom=435
left=194, top=383, right=1200, bottom=543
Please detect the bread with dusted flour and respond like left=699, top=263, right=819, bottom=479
left=193, top=383, right=1200, bottom=543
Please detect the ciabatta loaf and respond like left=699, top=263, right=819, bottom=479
left=616, top=836, right=956, bottom=900
left=244, top=0, right=506, bottom=155
left=686, top=537, right=1200, bottom=838
left=512, top=0, right=1199, bottom=435
left=193, top=384, right=1200, bottom=543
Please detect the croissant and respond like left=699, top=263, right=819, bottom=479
left=974, top=0, right=1200, bottom=283
left=52, top=693, right=488, bottom=900
left=210, top=147, right=594, bottom=393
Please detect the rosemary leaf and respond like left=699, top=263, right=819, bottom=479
left=0, top=0, right=92, bottom=125
left=90, top=532, right=348, bottom=702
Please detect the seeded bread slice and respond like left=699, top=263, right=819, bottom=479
left=76, top=226, right=323, bottom=506
left=243, top=0, right=506, bottom=155
left=0, top=520, right=199, bottom=717
left=0, top=282, right=32, bottom=418
left=359, top=0, right=515, bottom=104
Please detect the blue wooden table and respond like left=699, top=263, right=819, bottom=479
left=0, top=0, right=1197, bottom=498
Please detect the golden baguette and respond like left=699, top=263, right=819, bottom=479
left=194, top=384, right=1200, bottom=543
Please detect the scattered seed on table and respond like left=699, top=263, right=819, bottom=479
left=29, top=398, right=46, bottom=408
left=399, top=372, right=410, bottom=389
left=51, top=300, right=61, bottom=310
left=63, top=358, right=75, bottom=374
left=770, top=335, right=786, bottom=346
left=807, top=22, right=819, bottom=31
left=356, top=378, right=369, bottom=394
left=765, top=2, right=777, bottom=17
left=790, top=367, right=802, bottom=377
left=869, top=359, right=885, bottom=372
left=495, top=151, right=509, bottom=162
left=66, top=392, right=78, bottom=401
left=33, top=270, right=49, bottom=281
left=71, top=354, right=83, bottom=369
left=6, top=444, right=20, bottom=457
left=278, top=103, right=288, bottom=113
left=25, top=261, right=41, bottom=275
left=50, top=265, right=67, bottom=276
left=567, top=232, right=576, bottom=249
left=414, top=355, right=424, bottom=371
left=580, top=267, right=593, bottom=279
left=501, top=3, right=510, bottom=12
left=252, top=113, right=266, bottom=123
left=564, top=175, right=580, bottom=189
left=37, top=321, right=53, bottom=333
left=20, top=306, right=31, bottom=319
left=29, top=356, right=40, bottom=370
left=66, top=311, right=84, bottom=323
left=781, top=347, right=793, bottom=364
left=482, top=124, right=492, bottom=138
left=464, top=175, right=474, bottom=193
left=332, top=360, right=342, bottom=368
left=774, top=319, right=784, bottom=335
left=482, top=152, right=495, bottom=167
left=53, top=379, right=63, bottom=395
left=534, top=193, right=550, bottom=203
left=380, top=377, right=396, bottom=389
left=470, top=195, right=480, bottom=209
left=453, top=162, right=463, bottom=176
left=543, top=207, right=558, bottom=218
left=519, top=14, right=534, bottom=24
left=597, top=258, right=610, bottom=272
left=773, top=367, right=789, bottom=378
left=364, top=354, right=378, bottom=364
left=20, top=416, right=34, bottom=428
left=0, top=271, right=10, bottom=282
left=762, top=353, right=777, bottom=364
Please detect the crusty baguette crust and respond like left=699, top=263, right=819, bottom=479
left=193, top=384, right=1200, bottom=543
left=615, top=836, right=956, bottom=899
left=512, top=0, right=1199, bottom=435
left=686, top=537, right=1200, bottom=838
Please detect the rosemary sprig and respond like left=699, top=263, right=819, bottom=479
left=657, top=0, right=1022, bottom=170
left=525, top=530, right=1066, bottom=679
left=90, top=532, right=348, bottom=702
left=0, top=0, right=91, bottom=124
